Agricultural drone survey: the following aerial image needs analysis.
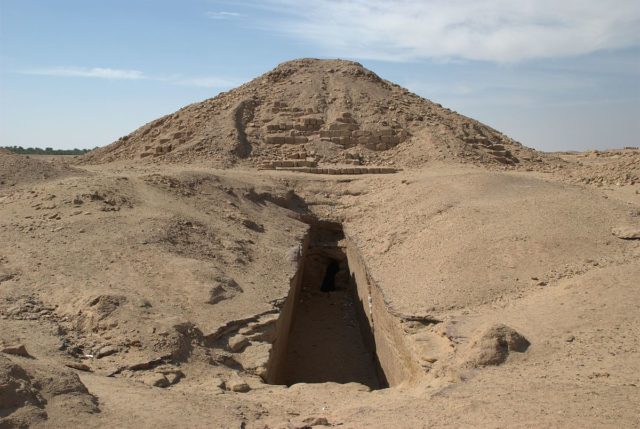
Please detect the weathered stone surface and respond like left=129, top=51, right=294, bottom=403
left=1, top=344, right=32, bottom=358
left=208, top=276, right=243, bottom=304
left=65, top=362, right=92, bottom=372
left=140, top=372, right=170, bottom=388
left=95, top=345, right=118, bottom=359
left=228, top=335, right=250, bottom=352
left=612, top=226, right=640, bottom=240
left=303, top=416, right=330, bottom=426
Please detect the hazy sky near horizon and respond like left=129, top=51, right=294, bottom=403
left=1, top=0, right=639, bottom=151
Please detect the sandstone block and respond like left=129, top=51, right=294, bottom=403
left=329, top=122, right=358, bottom=131
left=265, top=136, right=284, bottom=144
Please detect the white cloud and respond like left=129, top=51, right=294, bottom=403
left=206, top=11, right=242, bottom=20
left=20, top=67, right=240, bottom=89
left=24, top=67, right=146, bottom=80
left=254, top=0, right=640, bottom=62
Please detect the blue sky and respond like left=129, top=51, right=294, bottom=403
left=0, top=0, right=638, bottom=151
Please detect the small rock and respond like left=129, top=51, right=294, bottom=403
left=95, top=345, right=118, bottom=359
left=140, top=372, right=170, bottom=388
left=65, top=362, right=92, bottom=372
left=225, top=374, right=250, bottom=392
left=1, top=344, right=32, bottom=358
left=612, top=226, right=640, bottom=240
left=241, top=219, right=264, bottom=232
left=565, top=335, right=575, bottom=343
left=228, top=335, right=249, bottom=352
left=165, top=372, right=180, bottom=385
left=161, top=370, right=184, bottom=385
left=302, top=416, right=330, bottom=426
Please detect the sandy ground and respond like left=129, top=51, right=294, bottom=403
left=1, top=58, right=639, bottom=428
left=1, top=150, right=639, bottom=428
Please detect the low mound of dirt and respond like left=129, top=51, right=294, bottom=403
left=0, top=354, right=99, bottom=428
left=555, top=148, right=640, bottom=186
left=0, top=151, right=83, bottom=188
left=458, top=324, right=530, bottom=368
left=82, top=58, right=558, bottom=171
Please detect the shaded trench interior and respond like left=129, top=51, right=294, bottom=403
left=266, top=222, right=391, bottom=389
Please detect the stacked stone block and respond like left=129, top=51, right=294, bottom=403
left=258, top=165, right=399, bottom=175
left=261, top=107, right=409, bottom=151
left=462, top=134, right=519, bottom=165
left=258, top=159, right=318, bottom=169
left=140, top=143, right=173, bottom=158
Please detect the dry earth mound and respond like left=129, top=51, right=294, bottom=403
left=83, top=59, right=554, bottom=170
left=0, top=352, right=99, bottom=428
left=0, top=150, right=83, bottom=188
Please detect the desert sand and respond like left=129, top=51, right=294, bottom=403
left=1, top=59, right=639, bottom=428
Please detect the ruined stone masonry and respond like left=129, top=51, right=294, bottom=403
left=262, top=105, right=409, bottom=152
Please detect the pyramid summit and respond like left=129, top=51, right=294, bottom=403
left=85, top=58, right=548, bottom=170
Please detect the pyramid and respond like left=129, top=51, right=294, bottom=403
left=84, top=58, right=549, bottom=169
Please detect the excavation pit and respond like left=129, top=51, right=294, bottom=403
left=265, top=222, right=405, bottom=390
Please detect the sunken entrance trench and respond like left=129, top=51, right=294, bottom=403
left=266, top=221, right=388, bottom=390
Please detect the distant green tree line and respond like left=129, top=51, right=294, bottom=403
left=2, top=146, right=95, bottom=155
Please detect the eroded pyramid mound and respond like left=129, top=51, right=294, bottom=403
left=83, top=58, right=550, bottom=169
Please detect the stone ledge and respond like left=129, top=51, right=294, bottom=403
left=258, top=166, right=400, bottom=175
